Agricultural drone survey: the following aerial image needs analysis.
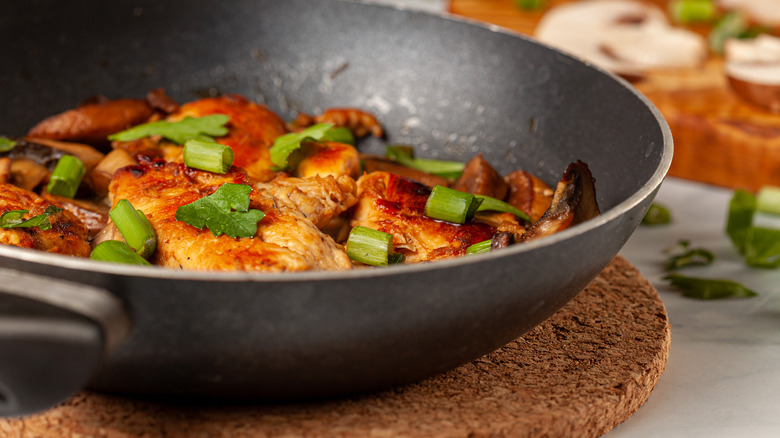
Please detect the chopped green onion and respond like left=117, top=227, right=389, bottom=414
left=183, top=139, right=234, bottom=174
left=642, top=203, right=672, bottom=226
left=0, top=136, right=17, bottom=152
left=386, top=146, right=466, bottom=179
left=466, top=240, right=492, bottom=255
left=346, top=225, right=394, bottom=266
left=322, top=127, right=355, bottom=145
left=108, top=114, right=230, bottom=144
left=756, top=186, right=780, bottom=216
left=708, top=11, right=767, bottom=54
left=269, top=123, right=334, bottom=170
left=664, top=273, right=757, bottom=300
left=109, top=199, right=157, bottom=259
left=726, top=189, right=756, bottom=255
left=665, top=242, right=716, bottom=270
left=388, top=252, right=406, bottom=265
left=47, top=155, right=86, bottom=198
left=474, top=195, right=531, bottom=222
left=743, top=227, right=780, bottom=268
left=0, top=205, right=63, bottom=231
left=90, top=240, right=152, bottom=266
left=513, top=0, right=546, bottom=11
left=424, top=185, right=483, bottom=224
left=669, top=0, right=717, bottom=24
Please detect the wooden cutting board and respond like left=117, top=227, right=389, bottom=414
left=0, top=256, right=670, bottom=437
left=450, top=0, right=780, bottom=192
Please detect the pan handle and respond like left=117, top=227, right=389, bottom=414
left=0, top=267, right=130, bottom=417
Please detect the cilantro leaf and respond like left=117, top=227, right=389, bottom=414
left=0, top=136, right=17, bottom=152
left=664, top=273, right=757, bottom=300
left=108, top=115, right=230, bottom=144
left=0, top=205, right=63, bottom=231
left=270, top=123, right=334, bottom=170
left=174, top=183, right=265, bottom=238
left=665, top=240, right=715, bottom=270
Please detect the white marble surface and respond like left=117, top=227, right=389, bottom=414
left=614, top=177, right=780, bottom=437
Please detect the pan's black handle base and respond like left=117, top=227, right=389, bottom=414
left=0, top=293, right=104, bottom=417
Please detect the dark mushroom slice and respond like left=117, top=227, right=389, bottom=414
left=360, top=155, right=451, bottom=188
left=505, top=170, right=555, bottom=223
left=41, top=193, right=109, bottom=240
left=452, top=153, right=508, bottom=200
left=519, top=161, right=600, bottom=243
left=491, top=230, right=516, bottom=251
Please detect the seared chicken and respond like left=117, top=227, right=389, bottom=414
left=351, top=171, right=495, bottom=263
left=108, top=158, right=356, bottom=271
left=0, top=183, right=91, bottom=256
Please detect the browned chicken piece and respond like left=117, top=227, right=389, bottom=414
left=360, top=155, right=451, bottom=188
left=294, top=141, right=361, bottom=180
left=505, top=170, right=555, bottom=224
left=452, top=153, right=508, bottom=200
left=520, top=161, right=600, bottom=243
left=0, top=183, right=91, bottom=256
left=351, top=171, right=496, bottom=263
left=41, top=193, right=109, bottom=239
left=165, top=94, right=288, bottom=183
left=108, top=158, right=356, bottom=271
left=27, top=98, right=157, bottom=148
left=0, top=157, right=10, bottom=184
left=293, top=108, right=384, bottom=138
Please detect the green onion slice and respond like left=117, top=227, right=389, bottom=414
left=269, top=123, right=334, bottom=170
left=756, top=186, right=780, bottom=216
left=424, top=185, right=483, bottom=224
left=90, top=240, right=152, bottom=266
left=0, top=136, right=17, bottom=152
left=346, top=225, right=394, bottom=266
left=669, top=0, right=717, bottom=24
left=386, top=146, right=465, bottom=179
left=474, top=195, right=531, bottom=222
left=642, top=203, right=672, bottom=226
left=109, top=199, right=157, bottom=259
left=466, top=239, right=492, bottom=255
left=183, top=139, right=234, bottom=174
left=47, top=155, right=86, bottom=198
left=322, top=126, right=355, bottom=145
left=513, top=0, right=546, bottom=11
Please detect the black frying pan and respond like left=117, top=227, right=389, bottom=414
left=0, top=0, right=672, bottom=417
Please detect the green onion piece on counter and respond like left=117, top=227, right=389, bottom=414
left=269, top=123, right=334, bottom=170
left=743, top=227, right=780, bottom=269
left=346, top=225, right=395, bottom=266
left=183, top=139, right=234, bottom=174
left=386, top=146, right=466, bottom=179
left=322, top=126, right=355, bottom=145
left=726, top=189, right=756, bottom=255
left=708, top=11, right=767, bottom=54
left=0, top=205, right=63, bottom=231
left=665, top=242, right=716, bottom=270
left=669, top=0, right=717, bottom=24
left=47, top=155, right=86, bottom=198
left=664, top=273, right=757, bottom=300
left=0, top=136, right=17, bottom=152
left=109, top=199, right=157, bottom=259
left=424, top=185, right=483, bottom=224
left=474, top=194, right=531, bottom=222
left=90, top=240, right=152, bottom=266
left=756, top=186, right=780, bottom=216
left=642, top=203, right=672, bottom=226
left=513, top=0, right=546, bottom=11
left=466, top=239, right=492, bottom=255
left=108, top=114, right=230, bottom=144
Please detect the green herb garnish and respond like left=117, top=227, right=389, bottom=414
left=466, top=239, right=492, bottom=255
left=0, top=136, right=17, bottom=152
left=0, top=205, right=63, bottom=231
left=108, top=114, right=230, bottom=145
left=665, top=240, right=716, bottom=270
left=174, top=183, right=265, bottom=238
left=386, top=145, right=465, bottom=180
left=269, top=123, right=335, bottom=170
left=90, top=240, right=152, bottom=266
left=642, top=203, right=672, bottom=226
left=664, top=273, right=758, bottom=300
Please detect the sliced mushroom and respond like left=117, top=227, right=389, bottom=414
left=724, top=34, right=780, bottom=113
left=717, top=0, right=780, bottom=29
left=90, top=148, right=139, bottom=198
left=41, top=192, right=109, bottom=239
left=519, top=161, right=600, bottom=243
left=452, top=153, right=508, bottom=200
left=535, top=0, right=707, bottom=78
left=9, top=158, right=49, bottom=191
left=505, top=170, right=555, bottom=224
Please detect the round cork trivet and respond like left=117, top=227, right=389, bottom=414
left=0, top=255, right=670, bottom=437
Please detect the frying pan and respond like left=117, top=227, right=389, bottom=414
left=0, top=0, right=672, bottom=417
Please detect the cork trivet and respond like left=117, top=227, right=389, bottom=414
left=0, top=256, right=670, bottom=437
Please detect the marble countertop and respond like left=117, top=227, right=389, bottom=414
left=615, top=177, right=780, bottom=437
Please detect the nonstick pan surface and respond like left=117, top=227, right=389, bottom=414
left=0, top=0, right=672, bottom=416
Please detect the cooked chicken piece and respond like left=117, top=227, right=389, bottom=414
left=0, top=157, right=10, bottom=184
left=294, top=141, right=361, bottom=180
left=41, top=193, right=109, bottom=239
left=292, top=108, right=384, bottom=138
left=165, top=94, right=288, bottom=182
left=351, top=171, right=495, bottom=263
left=108, top=158, right=356, bottom=271
left=0, top=183, right=91, bottom=256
